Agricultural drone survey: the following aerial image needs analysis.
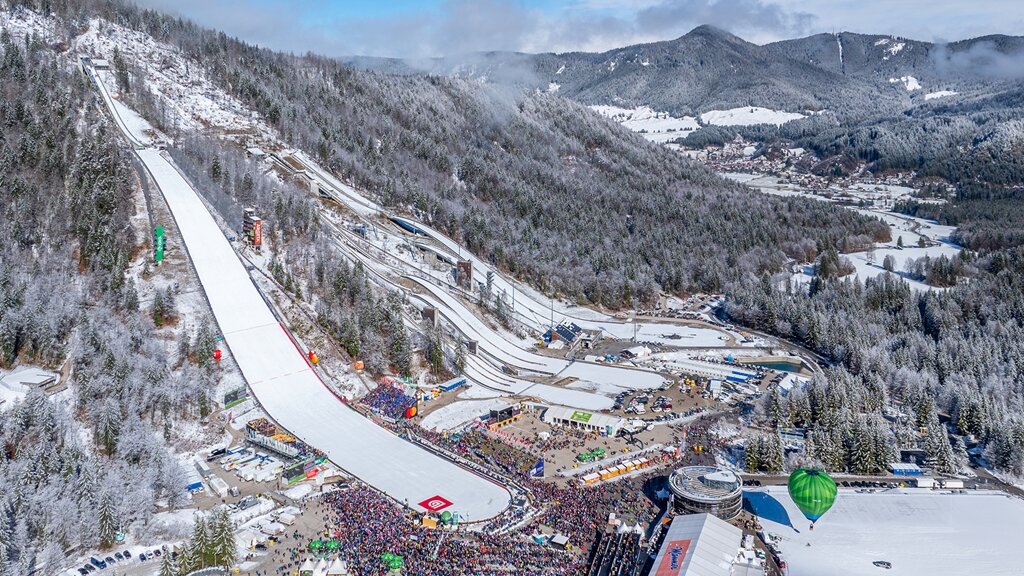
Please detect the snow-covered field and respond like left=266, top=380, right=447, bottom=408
left=590, top=105, right=700, bottom=142
left=747, top=487, right=1024, bottom=576
left=925, top=90, right=958, bottom=100
left=723, top=173, right=960, bottom=291
left=700, top=107, right=805, bottom=127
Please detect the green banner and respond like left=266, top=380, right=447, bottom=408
left=570, top=411, right=593, bottom=423
left=154, top=226, right=165, bottom=263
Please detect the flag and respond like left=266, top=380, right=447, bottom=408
left=530, top=459, right=544, bottom=478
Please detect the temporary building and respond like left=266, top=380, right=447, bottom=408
left=889, top=462, right=923, bottom=476
left=647, top=513, right=743, bottom=576
left=209, top=476, right=229, bottom=498
left=542, top=405, right=626, bottom=437
left=914, top=477, right=936, bottom=489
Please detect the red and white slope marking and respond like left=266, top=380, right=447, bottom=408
left=136, top=149, right=510, bottom=521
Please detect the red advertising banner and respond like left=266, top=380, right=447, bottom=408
left=654, top=539, right=692, bottom=576
left=417, top=495, right=453, bottom=512
left=252, top=219, right=263, bottom=246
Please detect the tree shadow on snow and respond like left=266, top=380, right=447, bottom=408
left=744, top=491, right=799, bottom=533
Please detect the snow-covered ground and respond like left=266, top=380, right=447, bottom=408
left=75, top=18, right=270, bottom=135
left=590, top=104, right=700, bottom=142
left=925, top=90, right=958, bottom=100
left=407, top=276, right=667, bottom=393
left=700, top=107, right=805, bottom=127
left=0, top=5, right=60, bottom=43
left=723, top=173, right=961, bottom=291
left=889, top=76, right=922, bottom=91
left=420, top=399, right=509, bottom=431
left=747, top=487, right=1024, bottom=576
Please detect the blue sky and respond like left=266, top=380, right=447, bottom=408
left=133, top=0, right=1024, bottom=58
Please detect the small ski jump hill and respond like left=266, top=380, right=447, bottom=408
left=136, top=148, right=510, bottom=522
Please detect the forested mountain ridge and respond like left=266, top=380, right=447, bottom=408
left=347, top=25, right=1024, bottom=188
left=348, top=25, right=1024, bottom=119
left=38, top=0, right=888, bottom=309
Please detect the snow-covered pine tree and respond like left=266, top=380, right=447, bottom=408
left=765, top=432, right=785, bottom=473
left=766, top=387, right=785, bottom=429
left=210, top=508, right=237, bottom=568
left=177, top=540, right=200, bottom=574
left=158, top=547, right=178, bottom=576
left=744, top=437, right=762, bottom=473
left=97, top=492, right=118, bottom=548
left=190, top=516, right=210, bottom=568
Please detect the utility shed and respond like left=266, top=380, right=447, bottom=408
left=647, top=513, right=743, bottom=576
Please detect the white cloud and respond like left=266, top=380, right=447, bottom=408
left=129, top=0, right=1023, bottom=58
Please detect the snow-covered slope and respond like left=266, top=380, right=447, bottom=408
left=889, top=76, right=922, bottom=91
left=74, top=18, right=270, bottom=135
left=590, top=104, right=699, bottom=142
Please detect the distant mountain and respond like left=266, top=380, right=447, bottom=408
left=346, top=25, right=1024, bottom=120
left=343, top=25, right=1024, bottom=187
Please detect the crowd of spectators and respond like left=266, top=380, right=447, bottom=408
left=360, top=382, right=417, bottom=420
left=300, top=486, right=580, bottom=575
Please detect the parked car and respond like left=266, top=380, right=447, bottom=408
left=78, top=568, right=89, bottom=575
left=89, top=557, right=106, bottom=569
left=105, top=556, right=115, bottom=564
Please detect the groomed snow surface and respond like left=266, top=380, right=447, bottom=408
left=747, top=487, right=1024, bottom=576
left=136, top=147, right=509, bottom=522
left=925, top=90, right=958, bottom=101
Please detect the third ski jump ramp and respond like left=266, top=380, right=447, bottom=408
left=136, top=149, right=510, bottom=522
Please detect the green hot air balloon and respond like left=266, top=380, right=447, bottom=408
left=788, top=468, right=837, bottom=524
